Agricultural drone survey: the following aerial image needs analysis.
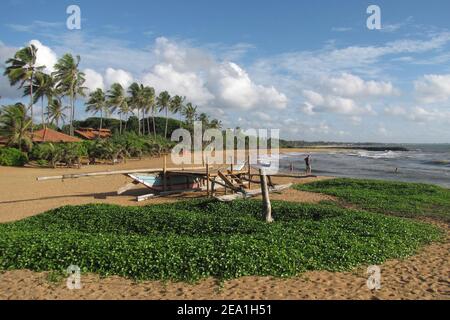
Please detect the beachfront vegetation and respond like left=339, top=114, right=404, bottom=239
left=0, top=200, right=442, bottom=281
left=0, top=147, right=28, bottom=167
left=0, top=44, right=225, bottom=167
left=294, top=178, right=450, bottom=222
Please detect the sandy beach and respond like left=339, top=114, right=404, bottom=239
left=0, top=150, right=448, bottom=300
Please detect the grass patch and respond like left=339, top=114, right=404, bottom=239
left=0, top=200, right=442, bottom=282
left=294, top=178, right=450, bottom=222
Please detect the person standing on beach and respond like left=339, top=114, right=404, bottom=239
left=304, top=154, right=312, bottom=175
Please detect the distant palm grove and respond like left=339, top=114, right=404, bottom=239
left=0, top=44, right=222, bottom=147
left=0, top=44, right=222, bottom=167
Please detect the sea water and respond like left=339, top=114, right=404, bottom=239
left=280, top=144, right=450, bottom=188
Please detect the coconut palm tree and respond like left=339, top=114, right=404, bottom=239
left=128, top=83, right=146, bottom=135
left=4, top=44, right=45, bottom=134
left=209, top=119, right=223, bottom=129
left=182, top=102, right=198, bottom=126
left=107, top=83, right=129, bottom=134
left=156, top=91, right=171, bottom=139
left=23, top=72, right=56, bottom=128
left=46, top=98, right=68, bottom=128
left=170, top=95, right=185, bottom=129
left=85, top=88, right=107, bottom=135
left=0, top=103, right=33, bottom=151
left=142, top=86, right=156, bottom=138
left=53, top=54, right=86, bottom=136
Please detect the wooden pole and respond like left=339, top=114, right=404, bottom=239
left=259, top=168, right=273, bottom=223
left=206, top=160, right=210, bottom=198
left=247, top=154, right=251, bottom=189
left=163, top=155, right=167, bottom=192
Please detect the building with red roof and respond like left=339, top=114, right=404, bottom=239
left=74, top=128, right=112, bottom=140
left=32, top=128, right=82, bottom=143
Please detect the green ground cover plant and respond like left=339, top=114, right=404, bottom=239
left=294, top=178, right=450, bottom=222
left=0, top=199, right=442, bottom=282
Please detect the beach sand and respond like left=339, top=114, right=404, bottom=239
left=0, top=151, right=448, bottom=300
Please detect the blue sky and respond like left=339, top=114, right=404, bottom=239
left=1, top=0, right=450, bottom=143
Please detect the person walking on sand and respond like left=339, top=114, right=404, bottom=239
left=304, top=154, right=312, bottom=175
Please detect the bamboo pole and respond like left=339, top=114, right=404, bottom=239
left=36, top=166, right=207, bottom=181
left=259, top=169, right=273, bottom=223
left=247, top=154, right=251, bottom=189
left=163, top=155, right=167, bottom=192
left=206, top=160, right=210, bottom=198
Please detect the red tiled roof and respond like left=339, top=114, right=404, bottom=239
left=74, top=128, right=112, bottom=140
left=32, top=128, right=81, bottom=143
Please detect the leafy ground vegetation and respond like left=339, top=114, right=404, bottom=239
left=294, top=178, right=450, bottom=222
left=0, top=199, right=442, bottom=282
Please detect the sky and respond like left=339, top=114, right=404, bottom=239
left=1, top=0, right=450, bottom=143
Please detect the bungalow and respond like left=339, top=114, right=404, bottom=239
left=75, top=128, right=112, bottom=140
left=32, top=128, right=82, bottom=143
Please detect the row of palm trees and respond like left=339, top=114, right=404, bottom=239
left=3, top=44, right=222, bottom=140
left=4, top=45, right=85, bottom=135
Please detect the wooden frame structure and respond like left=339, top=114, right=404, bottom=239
left=37, top=154, right=316, bottom=202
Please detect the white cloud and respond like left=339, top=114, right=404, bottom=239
left=208, top=62, right=287, bottom=110
left=142, top=37, right=287, bottom=111
left=414, top=74, right=450, bottom=103
left=83, top=68, right=105, bottom=93
left=385, top=105, right=450, bottom=123
left=29, top=39, right=58, bottom=73
left=325, top=73, right=398, bottom=97
left=104, top=68, right=134, bottom=88
left=142, top=63, right=214, bottom=105
left=378, top=125, right=388, bottom=136
left=302, top=90, right=375, bottom=115
left=384, top=106, right=407, bottom=116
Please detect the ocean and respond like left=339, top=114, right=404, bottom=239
left=280, top=144, right=450, bottom=188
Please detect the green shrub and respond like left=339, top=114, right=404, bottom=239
left=294, top=178, right=450, bottom=222
left=31, top=143, right=87, bottom=167
left=0, top=200, right=442, bottom=281
left=0, top=147, right=28, bottom=166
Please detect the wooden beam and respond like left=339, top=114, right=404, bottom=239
left=117, top=182, right=138, bottom=195
left=247, top=154, right=251, bottom=189
left=36, top=166, right=206, bottom=181
left=218, top=171, right=240, bottom=191
left=206, top=161, right=210, bottom=198
left=260, top=169, right=273, bottom=223
left=163, top=155, right=167, bottom=192
left=215, top=183, right=292, bottom=202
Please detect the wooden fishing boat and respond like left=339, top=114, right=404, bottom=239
left=127, top=173, right=202, bottom=192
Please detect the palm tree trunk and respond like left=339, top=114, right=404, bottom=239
left=99, top=110, right=103, bottom=138
left=41, top=96, right=45, bottom=128
left=147, top=111, right=151, bottom=136
left=70, top=86, right=74, bottom=136
left=165, top=107, right=168, bottom=139
left=29, top=74, right=34, bottom=135
left=152, top=113, right=156, bottom=139
left=119, top=113, right=122, bottom=134
left=138, top=108, right=141, bottom=135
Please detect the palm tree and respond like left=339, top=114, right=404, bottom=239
left=46, top=98, right=68, bottom=128
left=4, top=44, right=45, bottom=134
left=197, top=112, right=210, bottom=127
left=0, top=103, right=33, bottom=151
left=157, top=91, right=171, bottom=139
left=142, top=86, right=156, bottom=138
left=170, top=95, right=185, bottom=129
left=23, top=72, right=56, bottom=128
left=209, top=119, right=223, bottom=129
left=53, top=54, right=86, bottom=136
left=128, top=83, right=145, bottom=135
left=107, top=83, right=129, bottom=134
left=85, top=88, right=107, bottom=135
left=182, top=102, right=198, bottom=126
